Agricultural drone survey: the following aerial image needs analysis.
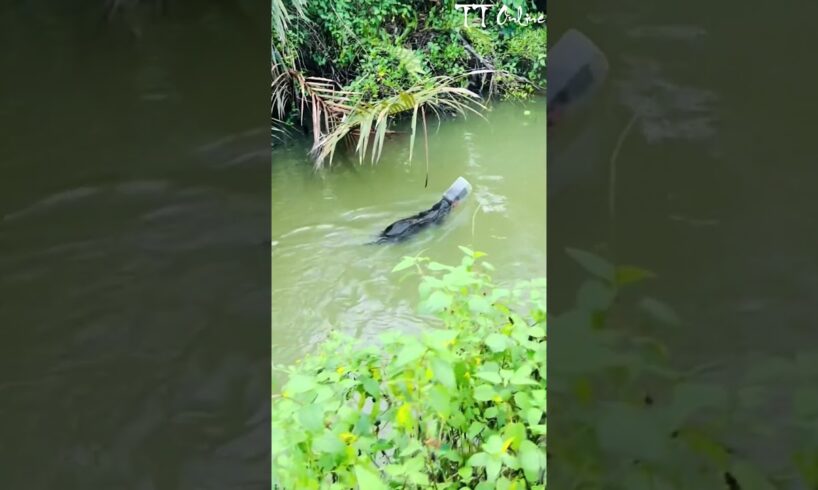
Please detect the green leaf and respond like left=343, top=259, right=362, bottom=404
left=428, top=261, right=453, bottom=271
left=361, top=376, right=380, bottom=398
left=669, top=382, right=728, bottom=426
left=458, top=245, right=475, bottom=256
left=428, top=387, right=451, bottom=416
left=474, top=384, right=497, bottom=401
left=467, top=421, right=486, bottom=438
left=597, top=403, right=671, bottom=461
left=392, top=256, right=416, bottom=272
left=484, top=435, right=504, bottom=454
left=354, top=465, right=387, bottom=490
left=615, top=265, right=656, bottom=286
left=396, top=341, right=426, bottom=367
left=502, top=422, right=526, bottom=452
left=313, top=431, right=345, bottom=455
left=468, top=451, right=489, bottom=467
left=423, top=328, right=459, bottom=349
left=468, top=295, right=492, bottom=313
left=431, top=357, right=456, bottom=389
left=486, top=458, right=502, bottom=482
left=485, top=333, right=507, bottom=353
left=422, top=290, right=453, bottom=313
left=510, top=365, right=538, bottom=385
left=639, top=297, right=682, bottom=326
left=519, top=440, right=544, bottom=480
left=576, top=279, right=614, bottom=311
left=285, top=374, right=317, bottom=394
left=730, top=458, right=777, bottom=490
left=297, top=404, right=324, bottom=432
left=476, top=370, right=503, bottom=384
left=566, top=247, right=614, bottom=282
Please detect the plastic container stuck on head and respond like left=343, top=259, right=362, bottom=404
left=443, top=177, right=472, bottom=203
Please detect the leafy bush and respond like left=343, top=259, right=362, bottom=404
left=548, top=247, right=818, bottom=489
left=271, top=247, right=546, bottom=488
left=272, top=0, right=548, bottom=160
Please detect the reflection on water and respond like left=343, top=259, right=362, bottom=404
left=271, top=102, right=547, bottom=369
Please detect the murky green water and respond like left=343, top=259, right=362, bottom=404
left=550, top=2, right=818, bottom=363
left=0, top=6, right=270, bottom=487
left=272, top=101, right=547, bottom=365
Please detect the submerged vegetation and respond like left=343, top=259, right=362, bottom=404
left=271, top=0, right=547, bottom=166
left=271, top=249, right=547, bottom=488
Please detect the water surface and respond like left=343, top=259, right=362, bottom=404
left=272, top=101, right=547, bottom=366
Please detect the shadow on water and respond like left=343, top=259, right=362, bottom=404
left=0, top=4, right=269, bottom=488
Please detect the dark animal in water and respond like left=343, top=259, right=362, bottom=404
left=375, top=198, right=454, bottom=244
left=372, top=176, right=471, bottom=244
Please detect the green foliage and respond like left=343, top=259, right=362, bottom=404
left=271, top=249, right=546, bottom=488
left=272, top=0, right=547, bottom=159
left=550, top=248, right=818, bottom=489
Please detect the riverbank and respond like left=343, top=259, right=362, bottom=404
left=272, top=0, right=546, bottom=166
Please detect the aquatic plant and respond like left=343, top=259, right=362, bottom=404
left=271, top=247, right=546, bottom=488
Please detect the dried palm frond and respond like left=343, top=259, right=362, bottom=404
left=312, top=75, right=486, bottom=168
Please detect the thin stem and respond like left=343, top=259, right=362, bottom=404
left=608, top=113, right=638, bottom=267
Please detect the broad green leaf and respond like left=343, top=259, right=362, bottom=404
left=485, top=333, right=507, bottom=353
left=486, top=458, right=502, bottom=482
left=285, top=374, right=317, bottom=394
left=392, top=256, right=416, bottom=272
left=395, top=341, right=426, bottom=367
left=597, top=403, right=671, bottom=461
left=297, top=404, right=324, bottom=432
left=576, top=279, right=614, bottom=311
left=730, top=458, right=777, bottom=490
left=476, top=370, right=503, bottom=384
left=519, top=440, right=544, bottom=480
left=510, top=365, right=538, bottom=385
left=484, top=434, right=504, bottom=454
left=354, top=465, right=387, bottom=490
left=468, top=451, right=489, bottom=467
left=468, top=295, right=492, bottom=313
left=639, top=297, right=682, bottom=326
left=467, top=421, right=486, bottom=438
left=428, top=386, right=452, bottom=418
left=566, top=247, right=614, bottom=282
left=502, top=422, right=526, bottom=452
left=474, top=384, right=497, bottom=401
left=313, top=431, right=345, bottom=455
left=422, top=290, right=453, bottom=313
left=431, top=357, right=456, bottom=389
left=360, top=376, right=380, bottom=398
left=423, top=328, right=459, bottom=349
left=615, top=265, right=656, bottom=286
left=428, top=261, right=453, bottom=271
left=669, top=382, right=728, bottom=426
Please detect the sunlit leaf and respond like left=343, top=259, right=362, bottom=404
left=354, top=465, right=387, bottom=490
left=485, top=333, right=507, bottom=353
